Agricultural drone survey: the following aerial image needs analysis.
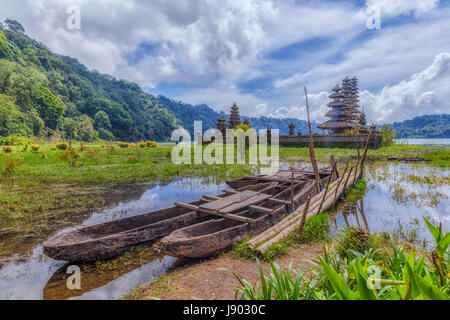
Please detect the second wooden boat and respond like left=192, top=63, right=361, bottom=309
left=160, top=177, right=324, bottom=258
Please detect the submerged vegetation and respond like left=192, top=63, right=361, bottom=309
left=235, top=217, right=449, bottom=300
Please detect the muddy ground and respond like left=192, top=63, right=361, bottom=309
left=128, top=242, right=325, bottom=300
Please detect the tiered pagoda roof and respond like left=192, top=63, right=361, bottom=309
left=318, top=76, right=367, bottom=135
left=318, top=84, right=354, bottom=134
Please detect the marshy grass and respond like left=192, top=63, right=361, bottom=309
left=231, top=211, right=331, bottom=261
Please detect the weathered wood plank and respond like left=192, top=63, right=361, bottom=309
left=249, top=205, right=274, bottom=214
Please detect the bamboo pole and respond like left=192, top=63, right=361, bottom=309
left=333, top=165, right=348, bottom=204
left=353, top=159, right=359, bottom=185
left=342, top=167, right=354, bottom=191
left=360, top=128, right=374, bottom=177
left=298, top=196, right=311, bottom=234
left=256, top=196, right=311, bottom=253
left=305, top=87, right=321, bottom=190
left=290, top=170, right=294, bottom=212
left=317, top=160, right=337, bottom=214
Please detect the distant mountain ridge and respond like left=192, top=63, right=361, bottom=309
left=157, top=95, right=319, bottom=136
left=390, top=114, right=450, bottom=139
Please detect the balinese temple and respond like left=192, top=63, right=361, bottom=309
left=318, top=84, right=354, bottom=135
left=228, top=103, right=241, bottom=129
left=318, top=76, right=366, bottom=135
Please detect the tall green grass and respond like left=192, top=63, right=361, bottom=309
left=235, top=217, right=449, bottom=300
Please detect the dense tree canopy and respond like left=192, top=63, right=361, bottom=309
left=391, top=114, right=450, bottom=139
left=0, top=22, right=179, bottom=141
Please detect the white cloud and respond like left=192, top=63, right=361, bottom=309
left=175, top=85, right=265, bottom=115
left=361, top=52, right=450, bottom=123
left=266, top=53, right=450, bottom=124
left=0, top=0, right=366, bottom=86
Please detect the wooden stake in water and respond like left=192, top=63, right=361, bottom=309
left=360, top=128, right=374, bottom=177
left=290, top=169, right=294, bottom=212
left=304, top=87, right=321, bottom=191
left=317, top=160, right=337, bottom=214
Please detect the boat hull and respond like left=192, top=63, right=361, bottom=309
left=43, top=202, right=208, bottom=262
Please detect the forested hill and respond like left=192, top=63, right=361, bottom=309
left=391, top=114, right=450, bottom=139
left=0, top=20, right=179, bottom=141
left=0, top=19, right=316, bottom=142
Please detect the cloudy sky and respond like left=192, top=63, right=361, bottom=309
left=1, top=0, right=449, bottom=123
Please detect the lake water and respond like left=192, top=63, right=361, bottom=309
left=0, top=163, right=448, bottom=300
left=394, top=138, right=450, bottom=146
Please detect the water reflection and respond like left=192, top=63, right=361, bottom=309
left=331, top=162, right=449, bottom=248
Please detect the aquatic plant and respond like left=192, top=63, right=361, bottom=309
left=59, top=148, right=82, bottom=168
left=4, top=158, right=22, bottom=174
left=334, top=227, right=377, bottom=258
left=2, top=146, right=13, bottom=153
left=118, top=142, right=129, bottom=148
left=235, top=259, right=315, bottom=300
left=55, top=142, right=68, bottom=150
left=343, top=179, right=367, bottom=203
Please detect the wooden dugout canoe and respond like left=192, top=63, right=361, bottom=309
left=160, top=178, right=324, bottom=259
left=42, top=182, right=280, bottom=262
left=226, top=168, right=332, bottom=189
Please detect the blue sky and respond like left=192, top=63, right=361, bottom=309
left=2, top=0, right=450, bottom=123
